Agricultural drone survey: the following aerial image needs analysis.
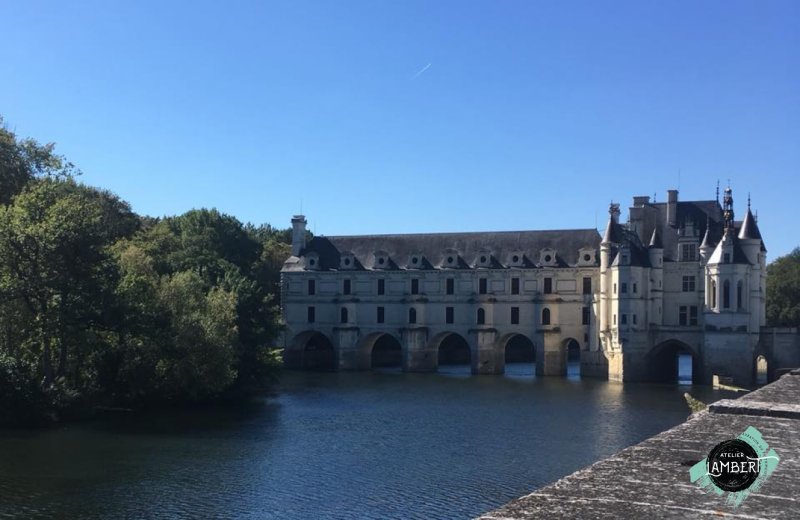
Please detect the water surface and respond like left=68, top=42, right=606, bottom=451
left=0, top=365, right=734, bottom=519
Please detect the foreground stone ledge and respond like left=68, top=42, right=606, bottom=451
left=478, top=374, right=800, bottom=519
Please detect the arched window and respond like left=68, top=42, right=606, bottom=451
left=723, top=280, right=730, bottom=309
left=737, top=280, right=743, bottom=309
left=340, top=307, right=348, bottom=324
left=542, top=308, right=551, bottom=325
left=408, top=307, right=417, bottom=324
left=477, top=308, right=485, bottom=325
left=711, top=280, right=717, bottom=309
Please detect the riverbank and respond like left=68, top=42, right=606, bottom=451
left=478, top=371, right=800, bottom=519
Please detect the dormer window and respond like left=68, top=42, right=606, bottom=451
left=373, top=251, right=390, bottom=269
left=304, top=252, right=320, bottom=270
left=340, top=252, right=356, bottom=270
left=442, top=249, right=460, bottom=268
left=475, top=249, right=492, bottom=268
left=578, top=248, right=596, bottom=266
left=540, top=248, right=557, bottom=266
left=508, top=251, right=525, bottom=267
left=407, top=254, right=425, bottom=269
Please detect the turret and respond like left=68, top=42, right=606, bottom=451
left=738, top=202, right=762, bottom=265
left=291, top=215, right=307, bottom=257
left=648, top=227, right=664, bottom=326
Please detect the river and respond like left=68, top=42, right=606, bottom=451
left=0, top=362, right=734, bottom=519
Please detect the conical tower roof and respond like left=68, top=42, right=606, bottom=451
left=738, top=208, right=762, bottom=240
left=648, top=226, right=662, bottom=248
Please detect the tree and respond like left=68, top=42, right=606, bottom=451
left=766, top=248, right=800, bottom=327
left=0, top=117, right=77, bottom=205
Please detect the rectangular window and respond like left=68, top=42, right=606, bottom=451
left=343, top=279, right=351, bottom=295
left=613, top=314, right=617, bottom=325
left=621, top=314, right=627, bottom=325
left=613, top=283, right=617, bottom=294
left=632, top=314, right=637, bottom=325
left=682, top=276, right=696, bottom=292
left=724, top=252, right=731, bottom=264
left=621, top=282, right=628, bottom=294
left=445, top=306, right=454, bottom=324
left=679, top=305, right=688, bottom=326
left=411, top=278, right=419, bottom=295
left=511, top=277, right=520, bottom=295
left=446, top=278, right=454, bottom=295
left=582, top=306, right=590, bottom=325
left=582, top=277, right=592, bottom=295
left=544, top=277, right=553, bottom=294
left=681, top=243, right=697, bottom=262
left=633, top=283, right=638, bottom=294
left=511, top=307, right=520, bottom=325
left=479, top=278, right=488, bottom=294
left=307, top=306, right=315, bottom=323
left=690, top=306, right=698, bottom=326
left=377, top=278, right=385, bottom=295
left=377, top=306, right=385, bottom=324
left=308, top=279, right=316, bottom=296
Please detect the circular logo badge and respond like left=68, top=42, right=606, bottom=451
left=706, top=439, right=760, bottom=492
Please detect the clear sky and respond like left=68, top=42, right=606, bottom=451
left=2, top=1, right=798, bottom=258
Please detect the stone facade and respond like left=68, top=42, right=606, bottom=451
left=281, top=187, right=772, bottom=385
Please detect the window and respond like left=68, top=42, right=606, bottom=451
left=511, top=277, right=520, bottom=295
left=632, top=314, right=637, bottom=325
left=724, top=253, right=731, bottom=264
left=340, top=307, right=348, bottom=324
left=511, top=307, right=520, bottom=325
left=690, top=306, right=698, bottom=326
left=445, top=306, right=454, bottom=324
left=377, top=278, right=385, bottom=295
left=613, top=314, right=617, bottom=325
left=409, top=308, right=417, bottom=324
left=737, top=281, right=743, bottom=309
left=613, top=283, right=617, bottom=294
left=679, top=305, right=688, bottom=326
left=544, top=277, right=553, bottom=294
left=621, top=282, right=627, bottom=294
left=477, top=308, right=485, bottom=325
left=343, top=279, right=351, bottom=295
left=681, top=243, right=697, bottom=262
left=377, top=306, right=385, bottom=323
left=582, top=306, right=590, bottom=325
left=479, top=278, right=487, bottom=294
left=711, top=280, right=717, bottom=308
left=308, top=279, right=316, bottom=296
left=411, top=278, right=419, bottom=295
left=633, top=283, right=638, bottom=294
left=621, top=314, right=627, bottom=325
left=541, top=308, right=551, bottom=325
left=583, top=277, right=592, bottom=295
left=723, top=280, right=731, bottom=309
left=446, top=278, right=454, bottom=295
left=307, top=306, right=315, bottom=323
left=682, top=276, right=696, bottom=292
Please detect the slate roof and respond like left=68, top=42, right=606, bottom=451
left=283, top=229, right=602, bottom=271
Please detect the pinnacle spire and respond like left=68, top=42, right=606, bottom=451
left=648, top=226, right=662, bottom=248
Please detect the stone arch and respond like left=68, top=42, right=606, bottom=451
left=285, top=331, right=336, bottom=371
left=497, top=333, right=536, bottom=364
left=755, top=354, right=768, bottom=385
left=359, top=332, right=403, bottom=369
left=646, top=339, right=700, bottom=384
left=429, top=331, right=471, bottom=369
left=561, top=337, right=582, bottom=377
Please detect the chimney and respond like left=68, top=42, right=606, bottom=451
left=667, top=189, right=678, bottom=227
left=632, top=195, right=650, bottom=207
left=291, top=215, right=307, bottom=257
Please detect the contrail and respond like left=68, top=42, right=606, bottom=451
left=413, top=63, right=432, bottom=78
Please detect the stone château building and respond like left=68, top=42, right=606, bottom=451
left=280, top=187, right=769, bottom=385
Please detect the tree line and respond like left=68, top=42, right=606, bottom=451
left=0, top=118, right=294, bottom=425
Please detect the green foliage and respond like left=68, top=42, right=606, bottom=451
left=0, top=120, right=292, bottom=425
left=766, top=248, right=800, bottom=327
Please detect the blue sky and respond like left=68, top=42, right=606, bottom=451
left=2, top=1, right=798, bottom=258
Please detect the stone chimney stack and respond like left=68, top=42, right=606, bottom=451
left=291, top=215, right=307, bottom=257
left=667, top=189, right=678, bottom=227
